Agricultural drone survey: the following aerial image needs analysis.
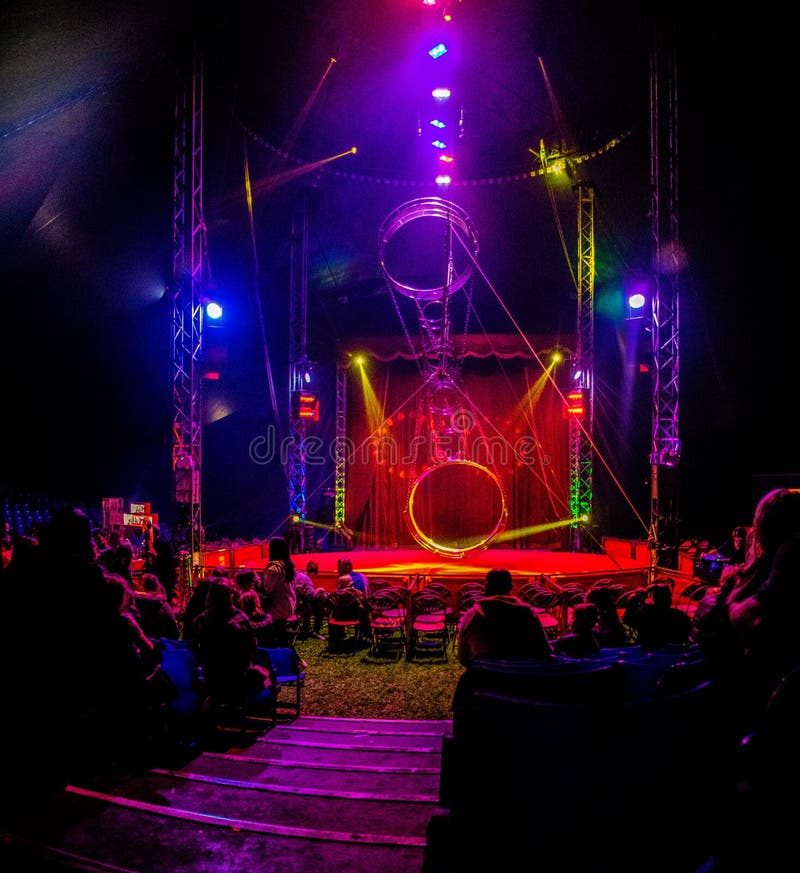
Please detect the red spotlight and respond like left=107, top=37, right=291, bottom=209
left=565, top=390, right=585, bottom=418
left=293, top=390, right=320, bottom=421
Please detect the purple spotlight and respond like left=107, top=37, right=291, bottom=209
left=429, top=43, right=447, bottom=59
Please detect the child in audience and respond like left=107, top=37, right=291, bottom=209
left=552, top=602, right=601, bottom=658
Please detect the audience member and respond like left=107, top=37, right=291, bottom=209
left=180, top=575, right=214, bottom=644
left=97, top=529, right=134, bottom=582
left=0, top=520, right=15, bottom=571
left=294, top=559, right=328, bottom=639
left=338, top=556, right=369, bottom=596
left=143, top=524, right=177, bottom=604
left=701, top=525, right=750, bottom=584
left=134, top=572, right=181, bottom=640
left=552, top=602, right=601, bottom=658
left=622, top=580, right=692, bottom=650
left=695, top=488, right=800, bottom=739
left=707, top=526, right=750, bottom=566
left=239, top=589, right=274, bottom=647
left=258, top=536, right=297, bottom=646
left=456, top=567, right=553, bottom=666
left=585, top=585, right=630, bottom=648
left=189, top=579, right=267, bottom=709
left=233, top=567, right=258, bottom=605
left=325, top=574, right=369, bottom=645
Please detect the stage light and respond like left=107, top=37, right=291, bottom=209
left=435, top=174, right=452, bottom=186
left=431, top=139, right=446, bottom=149
left=429, top=43, right=448, bottom=59
left=292, top=390, right=319, bottom=421
left=205, top=301, right=223, bottom=320
left=303, top=370, right=311, bottom=384
left=551, top=350, right=563, bottom=364
left=566, top=390, right=585, bottom=417
left=432, top=87, right=451, bottom=100
left=628, top=292, right=646, bottom=310
left=439, top=154, right=454, bottom=163
left=430, top=119, right=446, bottom=128
left=573, top=368, right=583, bottom=381
left=353, top=354, right=366, bottom=366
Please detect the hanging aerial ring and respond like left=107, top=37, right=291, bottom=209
left=405, top=460, right=507, bottom=558
left=378, top=197, right=479, bottom=302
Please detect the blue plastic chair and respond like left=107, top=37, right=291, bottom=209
left=254, top=647, right=305, bottom=718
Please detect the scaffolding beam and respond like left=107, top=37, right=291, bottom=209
left=287, top=192, right=311, bottom=550
left=171, top=47, right=204, bottom=568
left=569, top=183, right=595, bottom=550
left=649, top=32, right=681, bottom=551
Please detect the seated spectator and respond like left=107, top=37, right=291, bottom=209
left=327, top=574, right=370, bottom=643
left=293, top=559, right=328, bottom=639
left=189, top=579, right=268, bottom=710
left=97, top=529, right=134, bottom=583
left=233, top=567, right=258, bottom=607
left=457, top=568, right=553, bottom=666
left=134, top=572, right=180, bottom=640
left=337, top=557, right=369, bottom=596
left=585, top=585, right=630, bottom=648
left=622, top=580, right=692, bottom=650
left=239, top=589, right=274, bottom=647
left=552, top=602, right=601, bottom=658
left=695, top=487, right=800, bottom=738
left=180, top=575, right=213, bottom=644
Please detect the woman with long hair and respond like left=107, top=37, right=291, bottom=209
left=259, top=536, right=297, bottom=646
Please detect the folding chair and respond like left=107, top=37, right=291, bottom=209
left=255, top=646, right=305, bottom=718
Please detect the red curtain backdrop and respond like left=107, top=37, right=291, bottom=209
left=341, top=335, right=572, bottom=550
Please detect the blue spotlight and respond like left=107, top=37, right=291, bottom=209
left=205, top=301, right=223, bottom=320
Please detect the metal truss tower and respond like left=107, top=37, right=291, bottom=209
left=569, top=183, right=596, bottom=550
left=287, top=192, right=311, bottom=543
left=334, top=359, right=348, bottom=532
left=649, top=34, right=681, bottom=551
left=171, top=48, right=205, bottom=566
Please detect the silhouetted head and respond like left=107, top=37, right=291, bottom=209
left=337, top=574, right=354, bottom=591
left=586, top=586, right=615, bottom=612
left=306, top=560, right=319, bottom=574
left=484, top=568, right=513, bottom=596
left=235, top=568, right=257, bottom=590
left=752, top=489, right=800, bottom=557
left=239, top=589, right=263, bottom=617
left=571, top=602, right=599, bottom=633
left=205, top=579, right=235, bottom=615
left=269, top=536, right=290, bottom=563
left=40, top=506, right=95, bottom=563
left=650, top=582, right=673, bottom=608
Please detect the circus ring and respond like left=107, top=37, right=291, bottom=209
left=405, top=460, right=508, bottom=558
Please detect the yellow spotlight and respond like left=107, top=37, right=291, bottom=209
left=350, top=146, right=357, bottom=154
left=353, top=354, right=366, bottom=366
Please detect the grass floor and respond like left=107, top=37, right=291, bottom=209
left=292, top=634, right=464, bottom=720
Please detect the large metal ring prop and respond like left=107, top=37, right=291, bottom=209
left=406, top=460, right=507, bottom=558
left=378, top=197, right=479, bottom=302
